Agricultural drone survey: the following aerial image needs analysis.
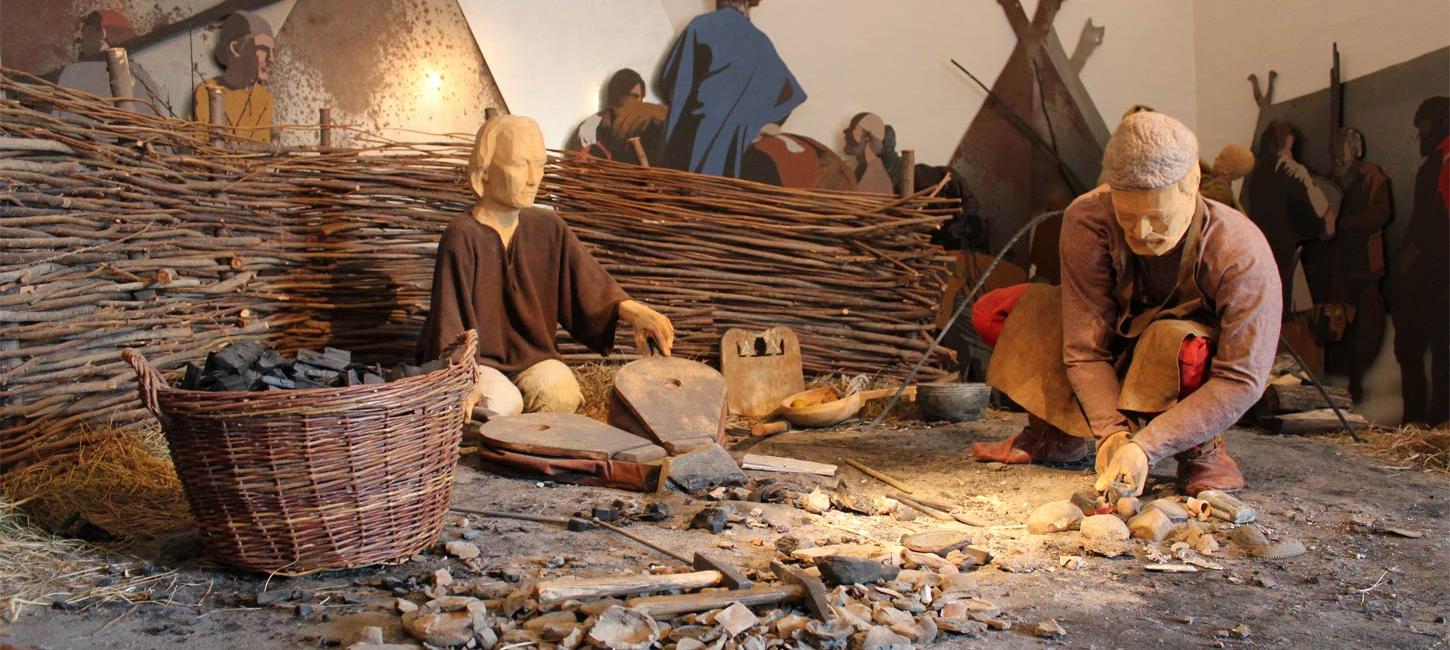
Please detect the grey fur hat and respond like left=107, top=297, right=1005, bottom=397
left=1101, top=112, right=1198, bottom=190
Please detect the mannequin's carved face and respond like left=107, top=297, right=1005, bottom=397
left=1111, top=166, right=1200, bottom=257
left=484, top=121, right=547, bottom=209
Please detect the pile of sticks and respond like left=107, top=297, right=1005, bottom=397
left=0, top=69, right=956, bottom=467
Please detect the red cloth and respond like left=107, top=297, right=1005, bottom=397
left=977, top=282, right=1214, bottom=397
left=972, top=283, right=1032, bottom=346
left=1178, top=334, right=1212, bottom=398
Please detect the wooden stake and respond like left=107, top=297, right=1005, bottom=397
left=628, top=136, right=651, bottom=167
left=206, top=85, right=226, bottom=131
left=103, top=48, right=137, bottom=113
left=843, top=458, right=913, bottom=494
left=318, top=106, right=332, bottom=150
left=898, top=149, right=916, bottom=197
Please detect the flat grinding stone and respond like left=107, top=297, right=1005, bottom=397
left=610, top=356, right=726, bottom=454
left=478, top=413, right=666, bottom=462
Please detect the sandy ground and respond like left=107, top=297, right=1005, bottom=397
left=2, top=411, right=1447, bottom=649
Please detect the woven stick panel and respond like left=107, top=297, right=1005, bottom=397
left=0, top=68, right=956, bottom=468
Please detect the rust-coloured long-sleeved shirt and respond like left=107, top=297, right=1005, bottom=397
left=1060, top=186, right=1282, bottom=464
left=417, top=208, right=629, bottom=374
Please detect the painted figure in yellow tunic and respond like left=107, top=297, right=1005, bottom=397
left=192, top=11, right=274, bottom=143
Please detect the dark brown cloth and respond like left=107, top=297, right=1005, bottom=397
left=1059, top=187, right=1282, bottom=464
left=417, top=208, right=630, bottom=374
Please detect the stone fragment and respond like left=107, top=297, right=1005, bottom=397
left=801, top=489, right=831, bottom=514
left=714, top=602, right=759, bottom=636
left=1180, top=524, right=1220, bottom=555
left=1027, top=619, right=1067, bottom=637
left=358, top=627, right=385, bottom=645
left=933, top=616, right=987, bottom=635
left=1081, top=514, right=1131, bottom=541
left=806, top=618, right=855, bottom=642
left=580, top=598, right=624, bottom=617
left=690, top=506, right=729, bottom=534
left=1128, top=509, right=1175, bottom=542
left=445, top=541, right=481, bottom=560
left=433, top=568, right=454, bottom=590
left=401, top=597, right=490, bottom=648
left=1026, top=501, right=1083, bottom=534
left=1142, top=499, right=1189, bottom=523
left=668, top=444, right=749, bottom=493
left=900, top=530, right=971, bottom=556
left=940, top=572, right=977, bottom=594
left=775, top=614, right=810, bottom=639
left=1261, top=539, right=1307, bottom=560
left=255, top=588, right=294, bottom=606
left=939, top=598, right=999, bottom=620
left=1116, top=497, right=1141, bottom=519
left=817, top=555, right=901, bottom=586
left=1059, top=555, right=1085, bottom=570
left=871, top=603, right=914, bottom=628
left=396, top=598, right=418, bottom=614
left=675, top=639, right=707, bottom=650
left=961, top=546, right=993, bottom=567
left=910, top=613, right=939, bottom=644
left=1230, top=525, right=1270, bottom=551
left=859, top=625, right=912, bottom=650
left=524, top=610, right=579, bottom=632
left=588, top=606, right=660, bottom=650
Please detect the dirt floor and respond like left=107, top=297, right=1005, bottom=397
left=2, top=411, right=1447, bottom=649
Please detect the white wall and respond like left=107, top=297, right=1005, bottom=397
left=1194, top=0, right=1450, bottom=159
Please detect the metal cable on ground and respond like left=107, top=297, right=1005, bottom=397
left=1278, top=334, right=1365, bottom=443
left=865, top=209, right=1062, bottom=430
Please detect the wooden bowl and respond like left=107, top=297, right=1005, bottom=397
left=779, top=387, right=862, bottom=428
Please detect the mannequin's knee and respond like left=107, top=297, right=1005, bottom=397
left=475, top=365, right=524, bottom=417
left=516, top=359, right=583, bottom=414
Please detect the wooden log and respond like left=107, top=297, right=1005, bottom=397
left=1262, top=408, right=1367, bottom=435
left=536, top=570, right=723, bottom=603
left=1258, top=383, right=1352, bottom=415
left=318, top=106, right=332, bottom=149
left=103, top=48, right=138, bottom=113
left=898, top=149, right=915, bottom=197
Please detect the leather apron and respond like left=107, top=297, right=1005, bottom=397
left=986, top=199, right=1218, bottom=439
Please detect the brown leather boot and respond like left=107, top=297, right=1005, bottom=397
left=1176, top=435, right=1245, bottom=495
left=972, top=415, right=1091, bottom=464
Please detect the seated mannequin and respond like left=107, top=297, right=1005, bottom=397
left=418, top=115, right=674, bottom=417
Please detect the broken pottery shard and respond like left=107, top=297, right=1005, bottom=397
left=900, top=530, right=971, bottom=556
left=775, top=614, right=811, bottom=639
left=668, top=444, right=749, bottom=494
left=445, top=540, right=481, bottom=560
left=1026, top=500, right=1083, bottom=534
left=588, top=606, right=661, bottom=650
left=871, top=603, right=915, bottom=628
left=1128, top=509, right=1175, bottom=542
left=860, top=625, right=913, bottom=650
left=1080, top=514, right=1131, bottom=542
left=714, top=602, right=759, bottom=637
left=817, top=555, right=901, bottom=586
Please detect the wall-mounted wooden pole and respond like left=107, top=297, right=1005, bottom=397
left=318, top=106, right=332, bottom=150
left=898, top=149, right=916, bottom=197
left=104, top=48, right=138, bottom=113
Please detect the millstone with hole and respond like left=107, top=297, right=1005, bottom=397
left=608, top=356, right=727, bottom=454
left=478, top=412, right=666, bottom=462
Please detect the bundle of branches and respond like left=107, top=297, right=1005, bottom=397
left=0, top=68, right=956, bottom=468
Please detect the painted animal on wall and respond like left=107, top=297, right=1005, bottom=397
left=193, top=11, right=275, bottom=143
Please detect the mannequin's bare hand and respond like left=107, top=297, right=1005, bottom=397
left=618, top=299, right=674, bottom=356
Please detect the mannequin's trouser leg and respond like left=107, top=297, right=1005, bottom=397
left=475, top=359, right=584, bottom=417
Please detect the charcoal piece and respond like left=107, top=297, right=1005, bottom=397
left=261, top=374, right=295, bottom=390
left=362, top=373, right=385, bottom=385
left=296, top=348, right=349, bottom=372
left=344, top=369, right=361, bottom=387
left=205, top=340, right=266, bottom=375
left=181, top=363, right=204, bottom=390
left=294, top=364, right=341, bottom=383
left=292, top=376, right=329, bottom=390
left=323, top=347, right=352, bottom=364
left=215, top=373, right=252, bottom=392
left=397, top=364, right=424, bottom=379
left=254, top=349, right=285, bottom=371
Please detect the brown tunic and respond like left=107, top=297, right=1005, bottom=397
left=1060, top=186, right=1282, bottom=464
left=417, top=208, right=630, bottom=374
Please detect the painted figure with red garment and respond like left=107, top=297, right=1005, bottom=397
left=971, top=112, right=1282, bottom=497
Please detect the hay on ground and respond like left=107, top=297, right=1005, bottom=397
left=1, top=423, right=191, bottom=542
left=1334, top=425, right=1450, bottom=474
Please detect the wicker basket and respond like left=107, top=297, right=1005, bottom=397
left=121, top=330, right=479, bottom=575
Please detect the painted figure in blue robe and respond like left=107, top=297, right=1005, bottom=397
left=658, top=0, right=806, bottom=178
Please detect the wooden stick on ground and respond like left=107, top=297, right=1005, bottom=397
left=843, top=458, right=913, bottom=494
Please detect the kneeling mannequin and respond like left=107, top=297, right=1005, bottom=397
left=418, top=115, right=674, bottom=416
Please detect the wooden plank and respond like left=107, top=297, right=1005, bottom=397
left=1263, top=408, right=1367, bottom=435
left=740, top=453, right=836, bottom=477
left=537, top=570, right=722, bottom=603
left=478, top=412, right=666, bottom=462
left=626, top=584, right=801, bottom=618
left=721, top=327, right=804, bottom=417
left=610, top=356, right=726, bottom=454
